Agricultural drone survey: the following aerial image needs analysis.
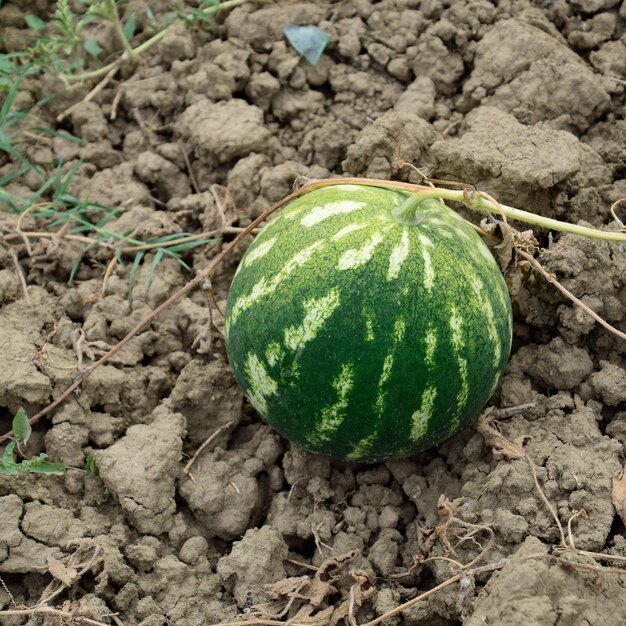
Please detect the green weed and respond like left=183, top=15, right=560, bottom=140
left=1, top=71, right=214, bottom=295
left=0, top=409, right=65, bottom=475
left=22, top=0, right=132, bottom=80
left=3, top=0, right=252, bottom=86
left=84, top=453, right=97, bottom=475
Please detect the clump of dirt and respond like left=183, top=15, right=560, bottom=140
left=466, top=536, right=626, bottom=626
left=1, top=0, right=626, bottom=624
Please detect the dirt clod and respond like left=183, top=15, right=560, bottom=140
left=96, top=407, right=185, bottom=535
left=217, top=525, right=288, bottom=607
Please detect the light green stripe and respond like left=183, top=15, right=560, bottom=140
left=375, top=319, right=406, bottom=414
left=265, top=341, right=284, bottom=367
left=449, top=308, right=469, bottom=417
left=230, top=241, right=324, bottom=325
left=410, top=385, right=437, bottom=442
left=284, top=288, right=341, bottom=353
left=346, top=430, right=378, bottom=460
left=375, top=354, right=394, bottom=414
left=387, top=229, right=410, bottom=280
left=242, top=237, right=277, bottom=267
left=332, top=223, right=368, bottom=240
left=244, top=352, right=278, bottom=415
left=364, top=313, right=375, bottom=342
left=301, top=201, right=365, bottom=227
left=469, top=275, right=501, bottom=366
left=337, top=230, right=387, bottom=270
left=425, top=326, right=437, bottom=365
left=308, top=363, right=355, bottom=445
left=449, top=308, right=463, bottom=349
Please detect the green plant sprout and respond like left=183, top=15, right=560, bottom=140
left=2, top=5, right=243, bottom=296
left=1, top=72, right=215, bottom=295
left=84, top=453, right=97, bottom=475
left=0, top=52, right=39, bottom=91
left=6, top=175, right=216, bottom=296
left=13, top=0, right=252, bottom=86
left=0, top=408, right=65, bottom=475
left=22, top=0, right=106, bottom=79
left=20, top=0, right=137, bottom=79
left=0, top=66, right=83, bottom=200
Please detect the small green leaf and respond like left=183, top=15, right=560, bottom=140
left=160, top=12, right=178, bottom=29
left=1, top=442, right=18, bottom=474
left=25, top=13, right=47, bottom=31
left=145, top=7, right=157, bottom=28
left=190, top=9, right=212, bottom=23
left=123, top=13, right=136, bottom=41
left=12, top=408, right=31, bottom=444
left=68, top=239, right=97, bottom=283
left=83, top=39, right=104, bottom=58
left=22, top=454, right=65, bottom=475
left=0, top=444, right=65, bottom=475
left=84, top=454, right=97, bottom=475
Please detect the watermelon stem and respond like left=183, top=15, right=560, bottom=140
left=392, top=194, right=426, bottom=225
left=432, top=187, right=626, bottom=242
left=302, top=178, right=626, bottom=243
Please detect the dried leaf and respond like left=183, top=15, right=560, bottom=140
left=611, top=466, right=626, bottom=524
left=495, top=224, right=514, bottom=271
left=349, top=569, right=375, bottom=603
left=254, top=551, right=360, bottom=622
left=265, top=575, right=310, bottom=599
left=331, top=569, right=376, bottom=626
left=292, top=604, right=334, bottom=624
left=316, top=550, right=359, bottom=582
left=479, top=218, right=512, bottom=271
left=477, top=408, right=528, bottom=460
left=48, top=556, right=79, bottom=586
left=456, top=572, right=476, bottom=620
left=307, top=577, right=335, bottom=607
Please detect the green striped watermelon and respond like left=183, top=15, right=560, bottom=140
left=224, top=184, right=512, bottom=462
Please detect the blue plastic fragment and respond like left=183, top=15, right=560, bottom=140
left=283, top=25, right=330, bottom=65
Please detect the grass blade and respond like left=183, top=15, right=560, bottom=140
left=144, top=248, right=164, bottom=292
left=68, top=239, right=98, bottom=283
left=128, top=249, right=145, bottom=299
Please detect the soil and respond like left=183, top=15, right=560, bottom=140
left=1, top=0, right=626, bottom=625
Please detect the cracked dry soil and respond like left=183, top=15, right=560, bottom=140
left=1, top=0, right=626, bottom=625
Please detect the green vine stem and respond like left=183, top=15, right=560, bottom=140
left=302, top=177, right=626, bottom=243
left=104, top=0, right=136, bottom=61
left=61, top=0, right=252, bottom=83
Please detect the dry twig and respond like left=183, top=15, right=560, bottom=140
left=567, top=509, right=588, bottom=550
left=57, top=66, right=119, bottom=123
left=0, top=606, right=113, bottom=626
left=0, top=540, right=114, bottom=624
left=609, top=198, right=625, bottom=227
left=518, top=248, right=626, bottom=341
left=182, top=423, right=232, bottom=481
left=180, top=143, right=200, bottom=195
left=9, top=250, right=30, bottom=303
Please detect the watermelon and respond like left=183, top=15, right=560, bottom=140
left=224, top=184, right=512, bottom=462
